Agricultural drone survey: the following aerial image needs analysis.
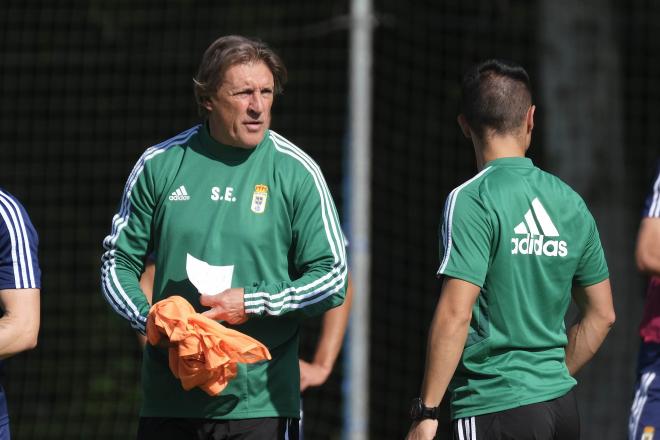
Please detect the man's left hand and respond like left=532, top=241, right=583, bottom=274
left=405, top=420, right=438, bottom=440
left=299, top=359, right=331, bottom=392
left=200, top=288, right=248, bottom=324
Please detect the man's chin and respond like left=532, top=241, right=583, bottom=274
left=233, top=137, right=262, bottom=149
left=239, top=131, right=266, bottom=148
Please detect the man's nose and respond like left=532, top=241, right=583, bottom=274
left=249, top=92, right=264, bottom=114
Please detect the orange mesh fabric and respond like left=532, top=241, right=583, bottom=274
left=146, top=295, right=271, bottom=396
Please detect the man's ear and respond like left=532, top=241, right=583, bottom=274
left=526, top=105, right=535, bottom=134
left=457, top=114, right=472, bottom=139
left=201, top=95, right=215, bottom=113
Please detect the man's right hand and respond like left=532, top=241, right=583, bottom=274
left=200, top=288, right=248, bottom=324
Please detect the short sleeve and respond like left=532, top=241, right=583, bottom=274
left=0, top=190, right=41, bottom=290
left=573, top=209, right=609, bottom=287
left=437, top=187, right=492, bottom=287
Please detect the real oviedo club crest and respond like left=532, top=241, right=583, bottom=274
left=251, top=184, right=268, bottom=214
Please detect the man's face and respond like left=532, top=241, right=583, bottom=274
left=204, top=61, right=275, bottom=148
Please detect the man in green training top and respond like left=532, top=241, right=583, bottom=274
left=101, top=35, right=347, bottom=440
left=405, top=59, right=616, bottom=440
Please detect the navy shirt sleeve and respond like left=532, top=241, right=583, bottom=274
left=643, top=161, right=660, bottom=219
left=0, top=189, right=41, bottom=289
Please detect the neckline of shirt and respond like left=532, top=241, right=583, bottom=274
left=197, top=122, right=266, bottom=161
left=485, top=156, right=533, bottom=168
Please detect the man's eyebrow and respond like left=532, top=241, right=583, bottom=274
left=230, top=87, right=254, bottom=93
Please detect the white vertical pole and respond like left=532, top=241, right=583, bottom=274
left=345, top=0, right=372, bottom=439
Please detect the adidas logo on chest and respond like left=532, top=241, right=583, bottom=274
left=169, top=185, right=190, bottom=201
left=511, top=197, right=568, bottom=257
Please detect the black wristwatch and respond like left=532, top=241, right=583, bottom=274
left=409, top=397, right=440, bottom=420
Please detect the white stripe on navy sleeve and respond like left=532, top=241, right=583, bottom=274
left=0, top=189, right=39, bottom=289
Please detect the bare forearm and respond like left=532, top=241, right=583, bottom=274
left=312, top=308, right=349, bottom=369
left=299, top=276, right=353, bottom=391
left=566, top=280, right=615, bottom=376
left=0, top=314, right=38, bottom=359
left=407, top=278, right=479, bottom=440
left=0, top=288, right=40, bottom=359
left=312, top=277, right=353, bottom=369
left=637, top=250, right=660, bottom=276
left=420, top=310, right=470, bottom=406
left=299, top=311, right=346, bottom=390
left=299, top=312, right=347, bottom=392
left=565, top=313, right=613, bottom=376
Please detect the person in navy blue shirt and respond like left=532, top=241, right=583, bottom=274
left=0, top=188, right=40, bottom=440
left=629, top=161, right=660, bottom=440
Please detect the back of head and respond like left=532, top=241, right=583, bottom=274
left=193, top=35, right=288, bottom=117
left=460, top=59, right=532, bottom=139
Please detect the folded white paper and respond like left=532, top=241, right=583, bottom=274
left=186, top=253, right=234, bottom=295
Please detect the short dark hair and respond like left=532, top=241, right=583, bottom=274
left=460, top=59, right=532, bottom=139
left=193, top=35, right=288, bottom=116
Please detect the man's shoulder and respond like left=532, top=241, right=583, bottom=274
left=439, top=169, right=497, bottom=225
left=455, top=167, right=495, bottom=192
left=118, top=126, right=204, bottom=199
left=485, top=163, right=585, bottom=205
left=0, top=187, right=23, bottom=207
left=0, top=188, right=32, bottom=227
left=447, top=167, right=497, bottom=205
left=0, top=187, right=39, bottom=286
left=143, top=125, right=203, bottom=164
left=448, top=165, right=590, bottom=221
left=266, top=130, right=321, bottom=175
left=532, top=167, right=589, bottom=210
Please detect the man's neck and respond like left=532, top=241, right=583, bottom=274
left=473, top=134, right=527, bottom=170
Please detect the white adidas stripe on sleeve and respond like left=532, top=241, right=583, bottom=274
left=242, top=131, right=347, bottom=315
left=101, top=125, right=200, bottom=333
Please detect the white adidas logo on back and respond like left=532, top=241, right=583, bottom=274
left=169, top=185, right=190, bottom=201
left=511, top=198, right=568, bottom=257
